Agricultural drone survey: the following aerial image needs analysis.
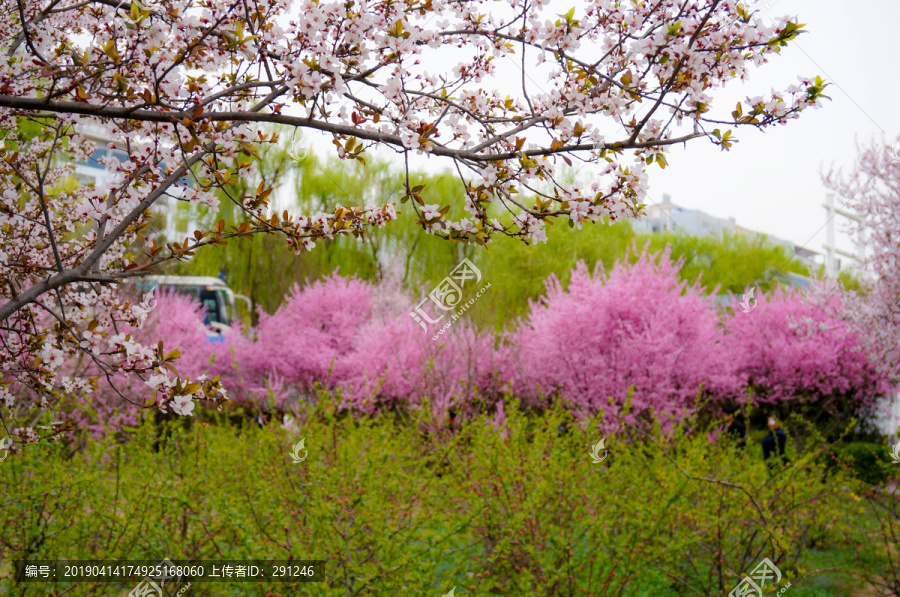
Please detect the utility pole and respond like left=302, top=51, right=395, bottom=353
left=823, top=193, right=864, bottom=276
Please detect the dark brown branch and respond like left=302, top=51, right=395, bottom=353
left=0, top=95, right=713, bottom=161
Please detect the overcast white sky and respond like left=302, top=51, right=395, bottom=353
left=652, top=0, right=900, bottom=257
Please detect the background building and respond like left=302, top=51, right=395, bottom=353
left=634, top=193, right=823, bottom=275
left=67, top=129, right=190, bottom=240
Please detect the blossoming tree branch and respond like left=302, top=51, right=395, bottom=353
left=0, top=0, right=826, bottom=444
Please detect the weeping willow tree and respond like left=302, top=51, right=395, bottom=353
left=161, top=127, right=482, bottom=320
left=477, top=223, right=815, bottom=327
left=159, top=128, right=817, bottom=330
left=292, top=147, right=480, bottom=291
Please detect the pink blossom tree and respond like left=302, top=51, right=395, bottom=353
left=823, top=139, right=900, bottom=387
left=337, top=313, right=500, bottom=419
left=724, top=285, right=892, bottom=432
left=504, top=247, right=737, bottom=432
left=0, top=0, right=827, bottom=444
left=61, top=290, right=247, bottom=439
left=242, top=268, right=501, bottom=421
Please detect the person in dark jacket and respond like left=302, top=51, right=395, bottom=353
left=446, top=407, right=457, bottom=433
left=723, top=405, right=746, bottom=448
left=255, top=407, right=272, bottom=428
left=762, top=415, right=788, bottom=466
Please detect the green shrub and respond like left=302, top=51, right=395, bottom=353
left=0, top=399, right=868, bottom=596
left=830, top=442, right=891, bottom=486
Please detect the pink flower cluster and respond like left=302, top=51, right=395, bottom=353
left=726, top=285, right=891, bottom=414
left=63, top=290, right=243, bottom=439
left=242, top=272, right=500, bottom=417
left=69, top=251, right=892, bottom=437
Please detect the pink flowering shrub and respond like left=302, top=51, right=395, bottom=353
left=241, top=269, right=502, bottom=419
left=58, top=259, right=894, bottom=441
left=336, top=313, right=500, bottom=417
left=239, top=273, right=375, bottom=408
left=503, top=247, right=738, bottom=432
left=724, top=285, right=892, bottom=421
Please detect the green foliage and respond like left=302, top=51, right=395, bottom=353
left=477, top=224, right=809, bottom=327
left=0, top=400, right=876, bottom=596
left=828, top=442, right=892, bottom=487
left=808, top=262, right=867, bottom=292
left=473, top=217, right=634, bottom=326
left=859, top=482, right=900, bottom=594
left=645, top=230, right=808, bottom=294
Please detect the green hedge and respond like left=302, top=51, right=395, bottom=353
left=0, top=400, right=873, bottom=596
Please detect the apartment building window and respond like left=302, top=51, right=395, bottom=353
left=85, top=149, right=105, bottom=169
left=79, top=147, right=130, bottom=169
left=74, top=173, right=96, bottom=186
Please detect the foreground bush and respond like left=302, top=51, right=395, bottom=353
left=827, top=442, right=891, bottom=487
left=0, top=400, right=880, bottom=596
